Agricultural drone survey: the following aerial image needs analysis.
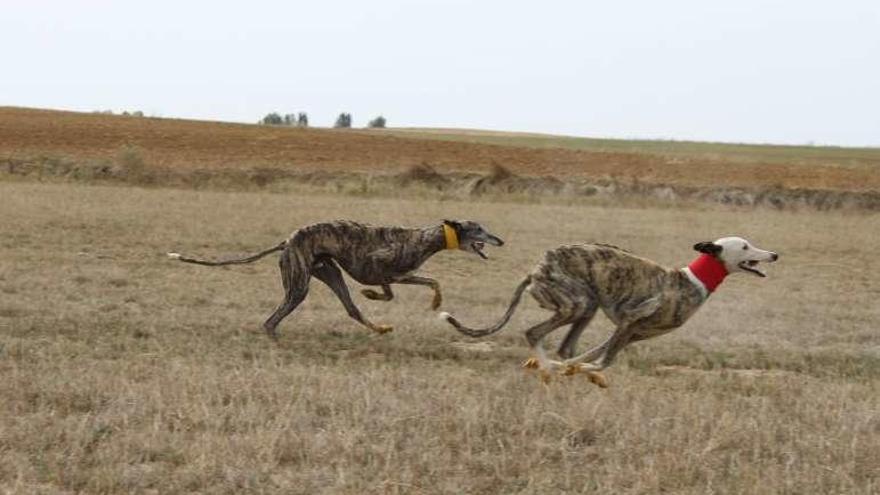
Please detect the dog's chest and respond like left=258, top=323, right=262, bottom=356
left=342, top=246, right=427, bottom=284
left=636, top=283, right=703, bottom=333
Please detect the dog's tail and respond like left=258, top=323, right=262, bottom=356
left=440, top=276, right=531, bottom=338
left=167, top=241, right=286, bottom=266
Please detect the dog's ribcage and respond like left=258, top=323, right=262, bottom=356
left=529, top=244, right=705, bottom=335
left=290, top=221, right=441, bottom=285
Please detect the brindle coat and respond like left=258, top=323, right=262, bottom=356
left=169, top=219, right=503, bottom=338
left=443, top=240, right=777, bottom=386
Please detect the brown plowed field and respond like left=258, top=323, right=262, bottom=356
left=1, top=106, right=877, bottom=191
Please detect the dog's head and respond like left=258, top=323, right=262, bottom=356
left=693, top=236, right=779, bottom=277
left=443, top=220, right=504, bottom=259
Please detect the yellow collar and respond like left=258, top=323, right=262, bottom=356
left=443, top=224, right=459, bottom=250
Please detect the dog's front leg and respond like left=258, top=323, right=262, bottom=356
left=313, top=260, right=393, bottom=334
left=561, top=336, right=615, bottom=388
left=565, top=297, right=661, bottom=380
left=563, top=325, right=638, bottom=388
left=394, top=275, right=443, bottom=310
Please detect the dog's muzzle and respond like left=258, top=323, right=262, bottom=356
left=472, top=235, right=504, bottom=259
left=739, top=251, right=779, bottom=277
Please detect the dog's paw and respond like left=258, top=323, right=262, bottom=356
left=586, top=371, right=609, bottom=388
left=522, top=357, right=540, bottom=370
left=362, top=289, right=393, bottom=302
left=167, top=252, right=182, bottom=260
left=372, top=324, right=394, bottom=334
left=564, top=364, right=609, bottom=388
left=562, top=364, right=580, bottom=376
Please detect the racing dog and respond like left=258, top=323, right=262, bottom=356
left=442, top=237, right=778, bottom=387
left=169, top=219, right=503, bottom=338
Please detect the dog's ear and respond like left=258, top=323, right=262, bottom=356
left=693, top=242, right=723, bottom=256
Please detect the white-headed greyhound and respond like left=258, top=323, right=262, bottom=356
left=442, top=237, right=779, bottom=387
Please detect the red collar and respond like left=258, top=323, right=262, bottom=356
left=685, top=254, right=728, bottom=293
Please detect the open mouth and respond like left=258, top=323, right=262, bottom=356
left=739, top=260, right=766, bottom=277
left=472, top=241, right=488, bottom=259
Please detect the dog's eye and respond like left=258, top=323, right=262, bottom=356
left=742, top=245, right=748, bottom=250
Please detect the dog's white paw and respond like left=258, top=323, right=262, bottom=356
left=167, top=252, right=182, bottom=260
left=438, top=311, right=453, bottom=322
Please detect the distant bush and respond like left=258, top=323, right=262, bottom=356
left=334, top=113, right=352, bottom=128
left=261, top=111, right=309, bottom=127
left=94, top=109, right=145, bottom=117
left=260, top=112, right=284, bottom=125
left=367, top=116, right=386, bottom=128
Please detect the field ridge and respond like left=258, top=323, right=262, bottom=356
left=2, top=106, right=879, bottom=193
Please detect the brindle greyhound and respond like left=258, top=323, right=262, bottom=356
left=442, top=237, right=778, bottom=387
left=168, top=219, right=503, bottom=338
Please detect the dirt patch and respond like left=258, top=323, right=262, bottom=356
left=2, top=106, right=879, bottom=192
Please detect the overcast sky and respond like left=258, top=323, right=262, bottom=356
left=3, top=1, right=878, bottom=146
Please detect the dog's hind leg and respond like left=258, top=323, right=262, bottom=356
left=263, top=251, right=310, bottom=340
left=522, top=277, right=590, bottom=377
left=551, top=302, right=610, bottom=386
left=361, top=285, right=394, bottom=302
left=313, top=259, right=393, bottom=334
left=522, top=313, right=576, bottom=382
left=556, top=300, right=600, bottom=360
left=393, top=275, right=443, bottom=310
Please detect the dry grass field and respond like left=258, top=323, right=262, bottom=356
left=1, top=181, right=878, bottom=494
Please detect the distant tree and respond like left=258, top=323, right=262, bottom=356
left=367, top=115, right=387, bottom=128
left=297, top=112, right=309, bottom=127
left=260, top=112, right=283, bottom=125
left=283, top=113, right=297, bottom=126
left=334, top=112, right=352, bottom=128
